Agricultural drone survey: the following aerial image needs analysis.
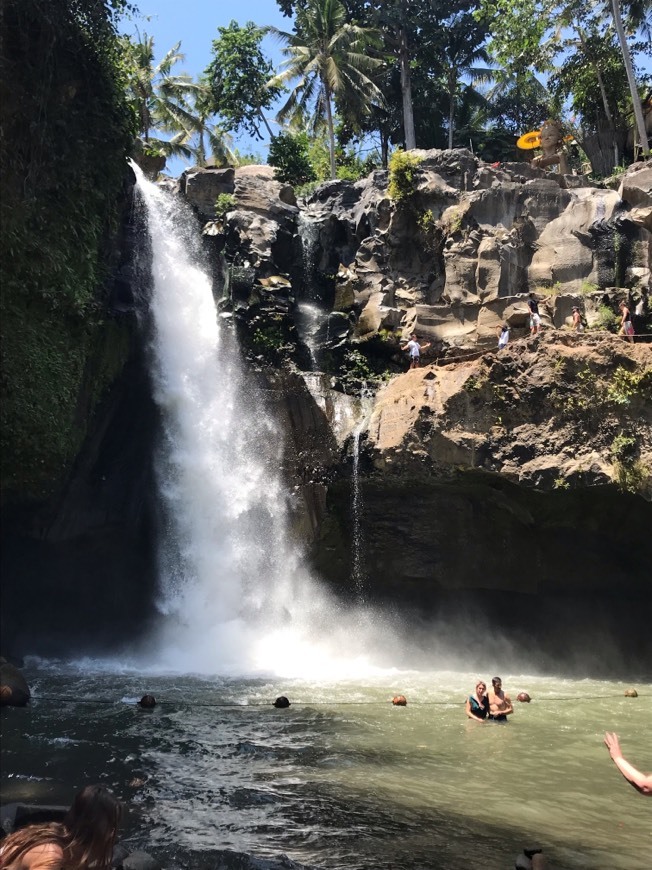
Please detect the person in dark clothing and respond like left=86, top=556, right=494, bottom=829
left=527, top=294, right=541, bottom=335
left=618, top=301, right=634, bottom=343
left=465, top=681, right=490, bottom=722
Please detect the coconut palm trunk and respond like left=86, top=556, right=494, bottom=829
left=611, top=0, right=649, bottom=155
left=268, top=0, right=384, bottom=180
left=398, top=26, right=416, bottom=150
left=324, top=85, right=337, bottom=179
left=448, top=72, right=456, bottom=150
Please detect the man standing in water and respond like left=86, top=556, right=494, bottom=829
left=488, top=676, right=513, bottom=721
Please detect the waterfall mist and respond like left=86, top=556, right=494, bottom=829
left=132, top=167, right=416, bottom=678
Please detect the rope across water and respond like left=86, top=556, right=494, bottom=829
left=25, top=694, right=649, bottom=707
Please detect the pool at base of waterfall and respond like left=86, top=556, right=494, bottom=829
left=1, top=664, right=650, bottom=870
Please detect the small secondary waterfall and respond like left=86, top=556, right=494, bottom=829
left=295, top=213, right=329, bottom=369
left=295, top=300, right=323, bottom=369
left=350, top=389, right=374, bottom=600
left=132, top=165, right=400, bottom=677
left=297, top=211, right=320, bottom=299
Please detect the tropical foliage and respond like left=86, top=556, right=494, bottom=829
left=204, top=21, right=282, bottom=140
left=0, top=0, right=135, bottom=497
left=268, top=0, right=384, bottom=178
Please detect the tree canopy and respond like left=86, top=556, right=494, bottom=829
left=204, top=21, right=282, bottom=140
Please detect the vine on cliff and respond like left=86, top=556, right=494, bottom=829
left=0, top=0, right=136, bottom=500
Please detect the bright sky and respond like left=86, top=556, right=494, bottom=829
left=120, top=0, right=289, bottom=173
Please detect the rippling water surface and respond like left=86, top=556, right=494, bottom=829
left=1, top=663, right=650, bottom=869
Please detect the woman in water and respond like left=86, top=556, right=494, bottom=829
left=0, top=784, right=121, bottom=870
left=465, top=680, right=490, bottom=721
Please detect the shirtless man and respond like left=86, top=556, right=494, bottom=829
left=488, top=676, right=513, bottom=721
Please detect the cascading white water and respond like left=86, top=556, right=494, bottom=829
left=132, top=165, right=409, bottom=678
left=295, top=300, right=323, bottom=368
left=297, top=212, right=320, bottom=299
left=350, top=388, right=374, bottom=600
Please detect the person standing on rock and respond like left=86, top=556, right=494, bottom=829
left=618, top=301, right=635, bottom=343
left=527, top=293, right=541, bottom=336
left=401, top=334, right=430, bottom=369
left=497, top=323, right=510, bottom=349
left=571, top=306, right=584, bottom=333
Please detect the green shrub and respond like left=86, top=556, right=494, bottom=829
left=613, top=459, right=649, bottom=494
left=295, top=180, right=321, bottom=199
left=388, top=149, right=422, bottom=204
left=215, top=193, right=235, bottom=220
left=610, top=433, right=637, bottom=461
left=268, top=131, right=316, bottom=186
left=595, top=304, right=619, bottom=332
left=605, top=366, right=652, bottom=406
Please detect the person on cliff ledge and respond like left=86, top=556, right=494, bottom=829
left=497, top=323, right=510, bottom=349
left=604, top=732, right=652, bottom=795
left=618, top=301, right=635, bottom=343
left=527, top=294, right=541, bottom=336
left=571, top=306, right=584, bottom=333
left=401, top=334, right=431, bottom=369
left=488, top=676, right=513, bottom=721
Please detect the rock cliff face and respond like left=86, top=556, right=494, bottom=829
left=3, top=153, right=651, bottom=673
left=178, top=154, right=652, bottom=673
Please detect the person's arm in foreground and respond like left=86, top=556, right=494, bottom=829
left=604, top=732, right=652, bottom=795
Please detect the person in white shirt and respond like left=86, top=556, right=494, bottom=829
left=400, top=333, right=430, bottom=369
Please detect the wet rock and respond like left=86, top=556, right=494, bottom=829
left=0, top=662, right=30, bottom=707
left=120, top=851, right=162, bottom=870
left=181, top=167, right=235, bottom=220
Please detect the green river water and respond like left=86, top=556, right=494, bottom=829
left=1, top=666, right=650, bottom=869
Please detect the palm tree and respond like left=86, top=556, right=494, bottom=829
left=435, top=14, right=494, bottom=150
left=188, top=87, right=236, bottom=167
left=121, top=34, right=203, bottom=157
left=268, top=0, right=384, bottom=179
left=610, top=0, right=650, bottom=154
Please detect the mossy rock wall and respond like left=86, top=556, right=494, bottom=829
left=0, top=0, right=135, bottom=503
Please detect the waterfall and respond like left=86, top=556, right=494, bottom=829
left=297, top=211, right=320, bottom=299
left=295, top=300, right=323, bottom=369
left=132, top=165, right=399, bottom=678
left=295, top=213, right=328, bottom=369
